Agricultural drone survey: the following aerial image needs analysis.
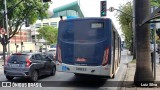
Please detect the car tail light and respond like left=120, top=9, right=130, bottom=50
left=57, top=45, right=62, bottom=63
left=102, top=48, right=109, bottom=66
left=26, top=58, right=32, bottom=67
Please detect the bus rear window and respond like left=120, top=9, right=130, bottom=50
left=59, top=20, right=106, bottom=42
left=91, top=22, right=104, bottom=29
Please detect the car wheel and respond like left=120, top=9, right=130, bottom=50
left=30, top=71, right=38, bottom=82
left=50, top=67, right=56, bottom=76
left=6, top=76, right=14, bottom=81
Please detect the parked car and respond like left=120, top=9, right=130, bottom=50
left=43, top=52, right=55, bottom=61
left=48, top=48, right=56, bottom=56
left=4, top=52, right=56, bottom=81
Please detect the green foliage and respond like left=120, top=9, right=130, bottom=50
left=116, top=2, right=133, bottom=48
left=150, top=0, right=160, bottom=7
left=38, top=26, right=58, bottom=44
left=122, top=25, right=132, bottom=48
left=0, top=0, right=49, bottom=39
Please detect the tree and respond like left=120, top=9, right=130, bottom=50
left=150, top=0, right=160, bottom=6
left=0, top=0, right=49, bottom=40
left=134, top=0, right=154, bottom=86
left=116, top=2, right=133, bottom=50
left=37, top=26, right=58, bottom=44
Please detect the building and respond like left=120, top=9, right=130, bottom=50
left=31, top=1, right=84, bottom=51
left=0, top=1, right=84, bottom=52
left=0, top=27, right=35, bottom=53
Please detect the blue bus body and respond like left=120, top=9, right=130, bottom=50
left=56, top=18, right=121, bottom=77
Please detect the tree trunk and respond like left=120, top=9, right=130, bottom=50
left=134, top=0, right=154, bottom=86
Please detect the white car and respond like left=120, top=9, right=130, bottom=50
left=48, top=48, right=56, bottom=57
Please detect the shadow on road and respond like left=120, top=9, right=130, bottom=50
left=6, top=74, right=108, bottom=87
left=39, top=74, right=108, bottom=87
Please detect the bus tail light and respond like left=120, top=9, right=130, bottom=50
left=102, top=48, right=109, bottom=66
left=57, top=45, right=62, bottom=63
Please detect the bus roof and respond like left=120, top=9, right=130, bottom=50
left=60, top=17, right=112, bottom=22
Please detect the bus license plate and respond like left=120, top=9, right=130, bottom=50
left=76, top=67, right=86, bottom=71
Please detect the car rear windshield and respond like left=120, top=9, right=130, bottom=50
left=8, top=54, right=28, bottom=63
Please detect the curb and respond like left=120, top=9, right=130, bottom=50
left=120, top=63, right=135, bottom=90
left=117, top=64, right=128, bottom=90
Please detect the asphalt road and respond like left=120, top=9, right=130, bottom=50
left=0, top=49, right=132, bottom=90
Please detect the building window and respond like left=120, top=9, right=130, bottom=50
left=43, top=23, right=49, bottom=26
left=50, top=22, right=57, bottom=27
left=35, top=23, right=41, bottom=28
left=27, top=32, right=31, bottom=42
left=53, top=10, right=78, bottom=17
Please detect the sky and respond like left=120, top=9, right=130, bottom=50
left=49, top=0, right=131, bottom=40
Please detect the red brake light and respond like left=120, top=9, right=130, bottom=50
left=102, top=48, right=109, bottom=66
left=26, top=58, right=32, bottom=67
left=76, top=58, right=86, bottom=62
left=57, top=45, right=62, bottom=63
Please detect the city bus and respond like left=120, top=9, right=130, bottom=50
left=56, top=18, right=121, bottom=78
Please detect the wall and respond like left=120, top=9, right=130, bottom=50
left=0, top=42, right=36, bottom=53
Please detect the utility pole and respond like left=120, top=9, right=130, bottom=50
left=20, top=29, right=23, bottom=53
left=4, top=0, right=10, bottom=55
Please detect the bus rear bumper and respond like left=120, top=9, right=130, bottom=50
left=56, top=63, right=112, bottom=77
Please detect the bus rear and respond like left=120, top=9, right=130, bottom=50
left=56, top=18, right=113, bottom=77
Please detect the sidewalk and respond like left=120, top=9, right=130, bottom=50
left=0, top=59, right=4, bottom=70
left=121, top=62, right=160, bottom=90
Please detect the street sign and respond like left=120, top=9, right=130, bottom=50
left=0, top=28, right=6, bottom=34
left=108, top=7, right=115, bottom=12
